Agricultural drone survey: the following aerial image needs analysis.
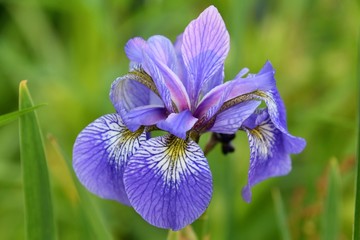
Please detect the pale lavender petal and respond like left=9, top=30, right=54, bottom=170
left=73, top=114, right=146, bottom=205
left=182, top=5, right=230, bottom=106
left=125, top=37, right=147, bottom=65
left=199, top=64, right=225, bottom=99
left=126, top=105, right=167, bottom=127
left=124, top=135, right=212, bottom=230
left=147, top=35, right=178, bottom=71
left=234, top=67, right=250, bottom=79
left=241, top=109, right=306, bottom=202
left=142, top=52, right=175, bottom=112
left=210, top=101, right=261, bottom=134
left=174, top=34, right=187, bottom=82
left=144, top=50, right=191, bottom=111
left=156, top=110, right=198, bottom=139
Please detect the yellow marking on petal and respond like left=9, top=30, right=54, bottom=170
left=164, top=136, right=187, bottom=162
left=119, top=126, right=145, bottom=143
left=127, top=70, right=159, bottom=96
left=248, top=120, right=276, bottom=159
left=196, top=90, right=271, bottom=133
left=127, top=69, right=179, bottom=112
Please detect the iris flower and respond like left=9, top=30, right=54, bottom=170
left=73, top=5, right=306, bottom=231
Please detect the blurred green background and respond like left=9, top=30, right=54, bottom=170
left=0, top=0, right=358, bottom=239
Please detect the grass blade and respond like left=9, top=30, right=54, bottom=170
left=19, top=80, right=56, bottom=240
left=272, top=188, right=291, bottom=240
left=0, top=104, right=46, bottom=127
left=47, top=135, right=113, bottom=240
left=354, top=29, right=360, bottom=240
left=322, top=159, right=340, bottom=240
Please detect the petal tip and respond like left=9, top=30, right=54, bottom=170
left=241, top=185, right=252, bottom=203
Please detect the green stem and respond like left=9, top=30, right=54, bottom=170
left=166, top=230, right=179, bottom=240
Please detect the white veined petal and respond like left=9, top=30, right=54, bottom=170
left=73, top=114, right=146, bottom=205
left=124, top=134, right=212, bottom=230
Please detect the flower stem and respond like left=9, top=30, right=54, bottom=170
left=166, top=230, right=179, bottom=240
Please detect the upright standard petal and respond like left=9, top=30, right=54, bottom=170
left=125, top=37, right=147, bottom=66
left=147, top=35, right=178, bottom=72
left=73, top=114, right=147, bottom=205
left=124, top=135, right=212, bottom=230
left=182, top=5, right=230, bottom=106
left=241, top=109, right=306, bottom=202
left=144, top=50, right=191, bottom=112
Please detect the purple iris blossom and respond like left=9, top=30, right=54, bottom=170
left=73, top=5, right=305, bottom=231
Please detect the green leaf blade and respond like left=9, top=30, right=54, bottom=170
left=0, top=104, right=46, bottom=127
left=322, top=159, right=341, bottom=240
left=19, top=80, right=56, bottom=240
left=272, top=188, right=291, bottom=240
left=354, top=30, right=360, bottom=240
left=48, top=135, right=113, bottom=240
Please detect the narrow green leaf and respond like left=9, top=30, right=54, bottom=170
left=47, top=135, right=113, bottom=240
left=0, top=104, right=46, bottom=127
left=354, top=28, right=360, bottom=240
left=272, top=188, right=291, bottom=240
left=321, top=159, right=341, bottom=240
left=19, top=80, right=56, bottom=240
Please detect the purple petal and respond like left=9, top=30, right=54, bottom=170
left=147, top=35, right=178, bottom=71
left=182, top=5, right=230, bottom=106
left=234, top=67, right=250, bottom=78
left=144, top=50, right=191, bottom=111
left=124, top=135, right=212, bottom=230
left=73, top=114, right=147, bottom=205
left=156, top=110, right=198, bottom=139
left=226, top=67, right=276, bottom=101
left=126, top=105, right=167, bottom=127
left=241, top=109, right=306, bottom=202
left=199, top=64, right=225, bottom=99
left=210, top=101, right=261, bottom=134
left=110, top=75, right=163, bottom=130
left=194, top=67, right=275, bottom=121
left=174, top=34, right=187, bottom=82
left=125, top=37, right=147, bottom=67
left=142, top=52, right=175, bottom=112
left=258, top=89, right=288, bottom=132
left=250, top=61, right=287, bottom=132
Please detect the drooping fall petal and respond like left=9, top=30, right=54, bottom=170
left=73, top=114, right=146, bottom=205
left=124, top=135, right=212, bottom=230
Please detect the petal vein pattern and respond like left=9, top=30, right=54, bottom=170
left=182, top=5, right=230, bottom=106
left=241, top=109, right=306, bottom=202
left=124, top=135, right=212, bottom=230
left=73, top=114, right=146, bottom=205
